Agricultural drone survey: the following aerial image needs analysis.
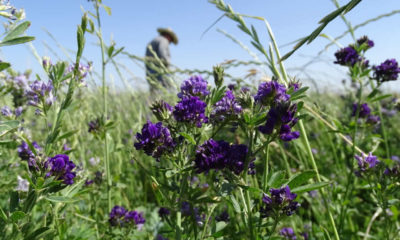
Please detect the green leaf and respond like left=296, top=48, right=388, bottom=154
left=220, top=182, right=236, bottom=197
left=212, top=221, right=228, bottom=237
left=318, top=5, right=346, bottom=24
left=0, top=120, right=19, bottom=132
left=25, top=227, right=55, bottom=240
left=112, top=47, right=125, bottom=58
left=251, top=112, right=267, bottom=125
left=23, top=190, right=37, bottom=213
left=291, top=182, right=330, bottom=194
left=62, top=178, right=86, bottom=198
left=0, top=206, right=7, bottom=222
left=211, top=86, right=226, bottom=105
left=9, top=191, right=19, bottom=212
left=179, top=132, right=196, bottom=145
left=370, top=94, right=392, bottom=103
left=56, top=130, right=79, bottom=141
left=10, top=211, right=25, bottom=222
left=0, top=62, right=10, bottom=71
left=229, top=195, right=241, bottom=213
left=3, top=21, right=31, bottom=42
left=367, top=88, right=379, bottom=100
left=0, top=36, right=35, bottom=46
left=45, top=196, right=77, bottom=203
left=0, top=120, right=19, bottom=137
left=290, top=87, right=309, bottom=101
left=268, top=170, right=286, bottom=189
left=285, top=170, right=316, bottom=189
left=107, top=44, right=115, bottom=57
left=103, top=5, right=112, bottom=16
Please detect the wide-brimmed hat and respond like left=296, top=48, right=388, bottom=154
left=157, top=27, right=178, bottom=45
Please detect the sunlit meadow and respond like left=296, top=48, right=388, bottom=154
left=0, top=0, right=399, bottom=239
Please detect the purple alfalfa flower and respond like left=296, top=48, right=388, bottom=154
left=241, top=86, right=250, bottom=93
left=134, top=121, right=175, bottom=159
left=13, top=75, right=29, bottom=90
left=381, top=107, right=397, bottom=117
left=173, top=96, right=208, bottom=128
left=94, top=171, right=103, bottom=185
left=1, top=106, right=12, bottom=117
left=355, top=152, right=379, bottom=176
left=311, top=148, right=318, bottom=155
left=195, top=139, right=252, bottom=175
left=26, top=80, right=54, bottom=107
left=88, top=118, right=101, bottom=133
left=85, top=179, right=94, bottom=186
left=109, top=205, right=128, bottom=227
left=180, top=201, right=204, bottom=225
left=15, top=106, right=23, bottom=117
left=259, top=102, right=299, bottom=142
left=334, top=46, right=361, bottom=66
left=254, top=80, right=289, bottom=105
left=68, top=62, right=92, bottom=81
left=352, top=103, right=371, bottom=118
left=280, top=227, right=297, bottom=240
left=308, top=190, right=318, bottom=198
left=177, top=75, right=209, bottom=99
left=356, top=36, right=374, bottom=49
left=248, top=158, right=256, bottom=175
left=125, top=210, right=145, bottom=229
left=384, top=156, right=400, bottom=176
left=227, top=83, right=236, bottom=91
left=373, top=59, right=400, bottom=83
left=42, top=56, right=52, bottom=70
left=260, top=186, right=300, bottom=218
left=44, top=154, right=76, bottom=185
left=17, top=141, right=40, bottom=169
left=181, top=201, right=192, bottom=216
left=63, top=144, right=71, bottom=151
left=366, top=115, right=380, bottom=125
left=194, top=139, right=230, bottom=173
left=301, top=232, right=309, bottom=240
left=215, top=210, right=230, bottom=222
left=156, top=235, right=169, bottom=240
left=288, top=80, right=301, bottom=92
left=226, top=144, right=248, bottom=175
left=158, top=207, right=170, bottom=218
left=210, top=90, right=242, bottom=123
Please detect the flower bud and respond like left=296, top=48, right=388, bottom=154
left=213, top=65, right=224, bottom=88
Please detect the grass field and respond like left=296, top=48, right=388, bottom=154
left=0, top=0, right=400, bottom=239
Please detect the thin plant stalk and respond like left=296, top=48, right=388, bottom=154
left=298, top=120, right=340, bottom=240
left=338, top=81, right=363, bottom=234
left=95, top=1, right=112, bottom=212
left=266, top=17, right=341, bottom=239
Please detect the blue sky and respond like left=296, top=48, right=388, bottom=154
left=3, top=0, right=400, bottom=91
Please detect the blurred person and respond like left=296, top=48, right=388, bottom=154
left=145, top=27, right=178, bottom=92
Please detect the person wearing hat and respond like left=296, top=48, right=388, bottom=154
left=145, top=27, right=178, bottom=92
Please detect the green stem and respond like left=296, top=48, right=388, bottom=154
left=267, top=217, right=278, bottom=239
left=245, top=189, right=255, bottom=240
left=339, top=81, right=363, bottom=234
left=176, top=211, right=182, bottom=240
left=368, top=80, right=390, bottom=159
left=95, top=1, right=111, bottom=212
left=201, top=204, right=217, bottom=239
left=298, top=120, right=340, bottom=240
left=262, top=143, right=270, bottom=191
left=376, top=103, right=390, bottom=158
left=279, top=143, right=292, bottom=177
